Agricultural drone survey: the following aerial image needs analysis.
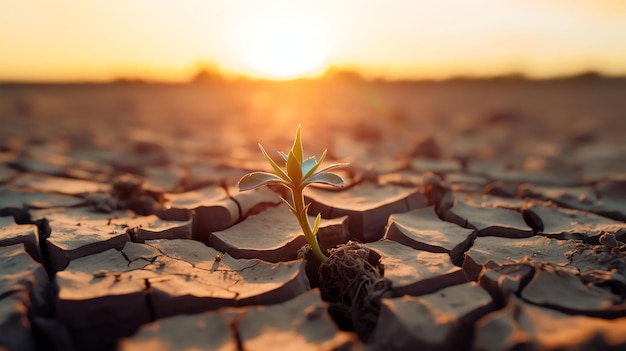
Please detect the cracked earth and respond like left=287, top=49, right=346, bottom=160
left=1, top=79, right=626, bottom=350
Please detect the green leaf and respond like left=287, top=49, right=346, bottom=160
left=301, top=156, right=317, bottom=178
left=278, top=151, right=289, bottom=162
left=258, top=143, right=290, bottom=182
left=302, top=172, right=344, bottom=187
left=238, top=172, right=289, bottom=191
left=291, top=124, right=303, bottom=163
left=287, top=150, right=302, bottom=184
left=279, top=196, right=297, bottom=214
left=311, top=213, right=321, bottom=236
left=303, top=149, right=327, bottom=179
left=315, top=162, right=349, bottom=174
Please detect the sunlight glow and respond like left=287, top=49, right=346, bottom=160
left=234, top=7, right=331, bottom=80
left=2, top=1, right=626, bottom=81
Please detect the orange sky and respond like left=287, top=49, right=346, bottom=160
left=2, top=0, right=626, bottom=81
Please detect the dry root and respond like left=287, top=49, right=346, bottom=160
left=318, top=241, right=390, bottom=341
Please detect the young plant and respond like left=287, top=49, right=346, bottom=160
left=237, top=125, right=348, bottom=263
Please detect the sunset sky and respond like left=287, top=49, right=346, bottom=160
left=2, top=0, right=626, bottom=81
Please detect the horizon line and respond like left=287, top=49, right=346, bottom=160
left=1, top=69, right=623, bottom=85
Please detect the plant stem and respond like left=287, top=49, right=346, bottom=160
left=292, top=187, right=328, bottom=263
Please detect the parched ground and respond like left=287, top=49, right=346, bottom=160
left=1, top=78, right=626, bottom=351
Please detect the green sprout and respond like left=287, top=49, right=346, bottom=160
left=238, top=125, right=348, bottom=263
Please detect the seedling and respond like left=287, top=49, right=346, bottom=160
left=238, top=125, right=348, bottom=263
left=238, top=125, right=387, bottom=339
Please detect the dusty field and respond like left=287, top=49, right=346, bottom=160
left=1, top=78, right=626, bottom=350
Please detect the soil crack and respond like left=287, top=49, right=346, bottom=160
left=143, top=278, right=156, bottom=322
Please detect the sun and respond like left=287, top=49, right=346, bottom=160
left=235, top=9, right=331, bottom=80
